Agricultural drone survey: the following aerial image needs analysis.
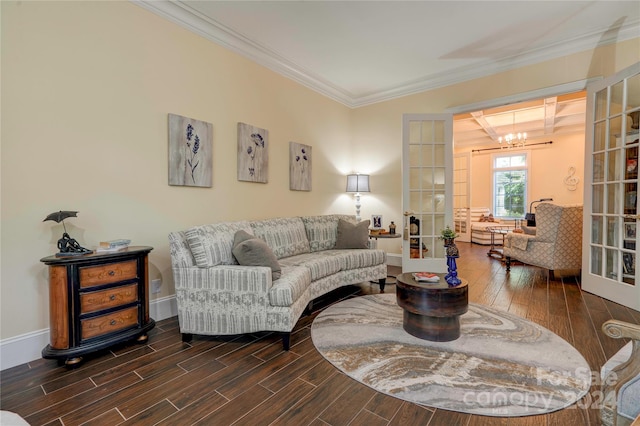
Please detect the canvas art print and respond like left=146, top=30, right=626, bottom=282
left=168, top=113, right=212, bottom=187
left=289, top=142, right=312, bottom=191
left=237, top=123, right=269, bottom=183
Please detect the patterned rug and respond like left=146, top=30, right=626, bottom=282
left=310, top=294, right=591, bottom=417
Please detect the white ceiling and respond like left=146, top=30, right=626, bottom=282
left=453, top=92, right=587, bottom=147
left=134, top=1, right=638, bottom=144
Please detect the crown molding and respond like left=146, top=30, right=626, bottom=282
left=132, top=0, right=355, bottom=106
left=133, top=1, right=639, bottom=109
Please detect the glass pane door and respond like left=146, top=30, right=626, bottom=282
left=402, top=114, right=453, bottom=273
left=454, top=153, right=471, bottom=242
left=583, top=62, right=640, bottom=310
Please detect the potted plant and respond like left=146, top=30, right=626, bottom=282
left=439, top=226, right=459, bottom=246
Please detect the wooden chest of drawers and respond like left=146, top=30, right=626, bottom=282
left=40, top=246, right=155, bottom=366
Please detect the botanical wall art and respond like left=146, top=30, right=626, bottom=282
left=168, top=113, right=213, bottom=187
left=289, top=142, right=312, bottom=191
left=237, top=122, right=269, bottom=183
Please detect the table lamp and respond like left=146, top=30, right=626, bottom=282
left=346, top=174, right=370, bottom=221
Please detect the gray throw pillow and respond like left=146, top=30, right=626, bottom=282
left=334, top=219, right=370, bottom=249
left=232, top=230, right=282, bottom=281
left=233, top=230, right=256, bottom=246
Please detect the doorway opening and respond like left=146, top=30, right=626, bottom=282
left=451, top=91, right=587, bottom=244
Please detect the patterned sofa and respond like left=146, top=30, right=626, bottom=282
left=503, top=203, right=583, bottom=278
left=467, top=207, right=504, bottom=245
left=168, top=215, right=387, bottom=350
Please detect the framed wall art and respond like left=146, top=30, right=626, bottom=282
left=237, top=122, right=268, bottom=183
left=168, top=113, right=213, bottom=187
left=289, top=142, right=312, bottom=191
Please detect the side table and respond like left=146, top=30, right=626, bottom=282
left=368, top=232, right=401, bottom=249
left=396, top=272, right=468, bottom=342
left=40, top=246, right=155, bottom=366
left=487, top=226, right=511, bottom=260
left=368, top=233, right=401, bottom=292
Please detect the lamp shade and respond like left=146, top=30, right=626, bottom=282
left=346, top=174, right=370, bottom=193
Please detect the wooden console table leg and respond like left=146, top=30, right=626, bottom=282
left=65, top=357, right=83, bottom=367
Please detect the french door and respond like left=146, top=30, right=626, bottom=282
left=402, top=114, right=453, bottom=273
left=454, top=152, right=471, bottom=243
left=582, top=62, right=640, bottom=311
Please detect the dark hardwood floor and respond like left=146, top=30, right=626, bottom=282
left=2, top=243, right=638, bottom=426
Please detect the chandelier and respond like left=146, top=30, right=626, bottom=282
left=498, top=112, right=527, bottom=147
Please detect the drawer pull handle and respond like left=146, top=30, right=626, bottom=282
left=108, top=270, right=115, bottom=276
left=110, top=320, right=117, bottom=326
left=109, top=295, right=116, bottom=301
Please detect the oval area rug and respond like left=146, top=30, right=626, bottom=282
left=311, top=293, right=591, bottom=417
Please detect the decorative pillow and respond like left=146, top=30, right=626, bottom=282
left=232, top=230, right=282, bottom=281
left=334, top=219, right=370, bottom=249
left=185, top=221, right=253, bottom=268
left=250, top=217, right=311, bottom=259
left=301, top=214, right=356, bottom=252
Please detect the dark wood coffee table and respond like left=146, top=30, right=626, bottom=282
left=396, top=272, right=468, bottom=342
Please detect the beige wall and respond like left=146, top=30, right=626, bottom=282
left=1, top=1, right=639, bottom=345
left=1, top=1, right=354, bottom=339
left=456, top=132, right=586, bottom=211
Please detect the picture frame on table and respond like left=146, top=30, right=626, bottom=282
left=623, top=252, right=635, bottom=275
left=625, top=223, right=636, bottom=239
left=371, top=215, right=383, bottom=229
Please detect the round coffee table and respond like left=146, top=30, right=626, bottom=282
left=396, top=272, right=468, bottom=342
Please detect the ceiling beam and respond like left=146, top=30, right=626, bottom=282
left=471, top=111, right=499, bottom=142
left=544, top=97, right=558, bottom=135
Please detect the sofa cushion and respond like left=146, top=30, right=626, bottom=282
left=329, top=249, right=386, bottom=270
left=301, top=214, right=356, bottom=252
left=278, top=252, right=344, bottom=281
left=250, top=217, right=311, bottom=259
left=268, top=266, right=311, bottom=307
left=232, top=231, right=282, bottom=281
left=185, top=221, right=253, bottom=267
left=334, top=219, right=370, bottom=249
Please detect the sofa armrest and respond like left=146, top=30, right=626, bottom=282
left=172, top=265, right=274, bottom=335
left=504, top=233, right=538, bottom=251
left=603, top=320, right=640, bottom=341
left=601, top=320, right=640, bottom=425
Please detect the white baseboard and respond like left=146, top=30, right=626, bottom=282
left=387, top=253, right=402, bottom=267
left=0, top=329, right=50, bottom=371
left=0, top=296, right=178, bottom=371
left=149, top=295, right=178, bottom=324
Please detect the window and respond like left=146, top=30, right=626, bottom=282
left=493, top=153, right=527, bottom=217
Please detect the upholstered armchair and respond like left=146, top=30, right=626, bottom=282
left=601, top=320, right=640, bottom=426
left=504, top=203, right=583, bottom=278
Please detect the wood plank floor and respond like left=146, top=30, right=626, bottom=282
left=2, top=243, right=638, bottom=426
